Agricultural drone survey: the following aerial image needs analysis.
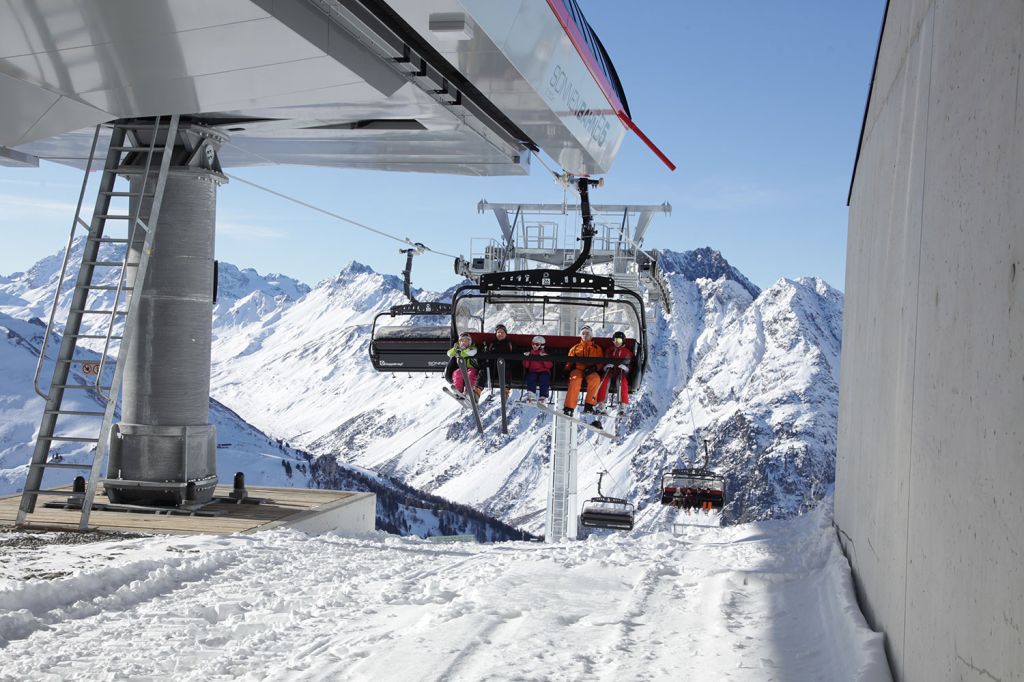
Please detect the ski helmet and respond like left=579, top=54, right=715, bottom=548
left=459, top=331, right=473, bottom=342
left=612, top=331, right=626, bottom=344
left=532, top=335, right=546, bottom=345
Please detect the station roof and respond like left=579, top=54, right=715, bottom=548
left=0, top=0, right=646, bottom=176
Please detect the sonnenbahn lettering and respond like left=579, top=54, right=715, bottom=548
left=548, top=64, right=610, bottom=148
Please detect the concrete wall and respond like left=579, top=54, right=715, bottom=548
left=837, top=1, right=1024, bottom=680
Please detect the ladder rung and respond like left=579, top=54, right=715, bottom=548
left=44, top=409, right=106, bottom=416
left=31, top=462, right=94, bottom=470
left=89, top=237, right=130, bottom=244
left=57, top=359, right=111, bottom=366
left=66, top=334, right=123, bottom=340
left=37, top=436, right=100, bottom=443
left=82, top=261, right=138, bottom=267
left=108, top=145, right=165, bottom=151
left=94, top=214, right=131, bottom=220
left=25, top=490, right=87, bottom=498
left=70, top=309, right=127, bottom=315
left=55, top=384, right=112, bottom=391
left=82, top=285, right=134, bottom=291
left=99, top=190, right=154, bottom=197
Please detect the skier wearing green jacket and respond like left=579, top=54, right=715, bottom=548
left=446, top=332, right=481, bottom=396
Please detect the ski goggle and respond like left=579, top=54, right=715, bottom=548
left=613, top=337, right=624, bottom=346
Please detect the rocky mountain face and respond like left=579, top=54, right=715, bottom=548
left=1, top=242, right=843, bottom=536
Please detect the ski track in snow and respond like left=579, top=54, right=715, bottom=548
left=0, top=505, right=889, bottom=682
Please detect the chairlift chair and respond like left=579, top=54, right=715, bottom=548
left=660, top=440, right=727, bottom=511
left=369, top=244, right=453, bottom=372
left=579, top=471, right=635, bottom=531
left=450, top=178, right=649, bottom=433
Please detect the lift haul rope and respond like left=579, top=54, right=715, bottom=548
left=225, top=172, right=460, bottom=260
left=225, top=145, right=594, bottom=265
left=585, top=439, right=627, bottom=499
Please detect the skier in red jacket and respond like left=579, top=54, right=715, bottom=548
left=596, top=330, right=632, bottom=415
left=522, top=335, right=553, bottom=402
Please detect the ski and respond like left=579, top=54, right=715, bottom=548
left=442, top=385, right=472, bottom=410
left=443, top=362, right=485, bottom=436
left=529, top=402, right=617, bottom=439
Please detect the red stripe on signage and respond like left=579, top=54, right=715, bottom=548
left=546, top=0, right=676, bottom=171
left=617, top=111, right=677, bottom=171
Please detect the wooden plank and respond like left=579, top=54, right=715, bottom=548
left=0, top=485, right=363, bottom=535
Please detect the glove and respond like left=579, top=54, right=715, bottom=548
left=618, top=364, right=628, bottom=371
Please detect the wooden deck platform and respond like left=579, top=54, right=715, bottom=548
left=0, top=485, right=375, bottom=536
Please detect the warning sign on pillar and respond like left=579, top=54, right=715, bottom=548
left=82, top=362, right=101, bottom=376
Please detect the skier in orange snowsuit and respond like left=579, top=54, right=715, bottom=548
left=563, top=325, right=603, bottom=415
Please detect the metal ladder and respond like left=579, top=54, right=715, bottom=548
left=17, top=115, right=180, bottom=529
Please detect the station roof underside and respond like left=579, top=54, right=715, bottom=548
left=0, top=0, right=631, bottom=176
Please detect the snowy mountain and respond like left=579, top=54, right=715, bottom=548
left=202, top=246, right=842, bottom=533
left=0, top=237, right=310, bottom=354
left=0, top=243, right=843, bottom=536
left=0, top=310, right=525, bottom=542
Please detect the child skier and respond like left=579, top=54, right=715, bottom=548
left=522, top=335, right=553, bottom=403
left=446, top=332, right=481, bottom=396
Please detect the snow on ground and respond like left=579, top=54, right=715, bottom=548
left=0, top=502, right=889, bottom=681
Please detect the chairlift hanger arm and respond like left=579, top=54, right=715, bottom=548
left=565, top=176, right=602, bottom=274
left=478, top=175, right=606, bottom=291
left=398, top=242, right=428, bottom=304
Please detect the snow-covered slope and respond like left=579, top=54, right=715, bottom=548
left=1, top=244, right=843, bottom=536
left=0, top=502, right=891, bottom=681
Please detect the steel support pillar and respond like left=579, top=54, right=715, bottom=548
left=545, top=306, right=580, bottom=542
left=545, top=403, right=578, bottom=542
left=106, top=122, right=227, bottom=505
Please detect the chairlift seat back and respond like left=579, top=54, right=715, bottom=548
left=660, top=470, right=726, bottom=509
left=369, top=323, right=452, bottom=372
left=463, top=332, right=639, bottom=392
left=579, top=496, right=635, bottom=530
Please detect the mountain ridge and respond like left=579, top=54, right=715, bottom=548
left=0, top=244, right=842, bottom=535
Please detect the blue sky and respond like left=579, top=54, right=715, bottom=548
left=0, top=2, right=885, bottom=294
